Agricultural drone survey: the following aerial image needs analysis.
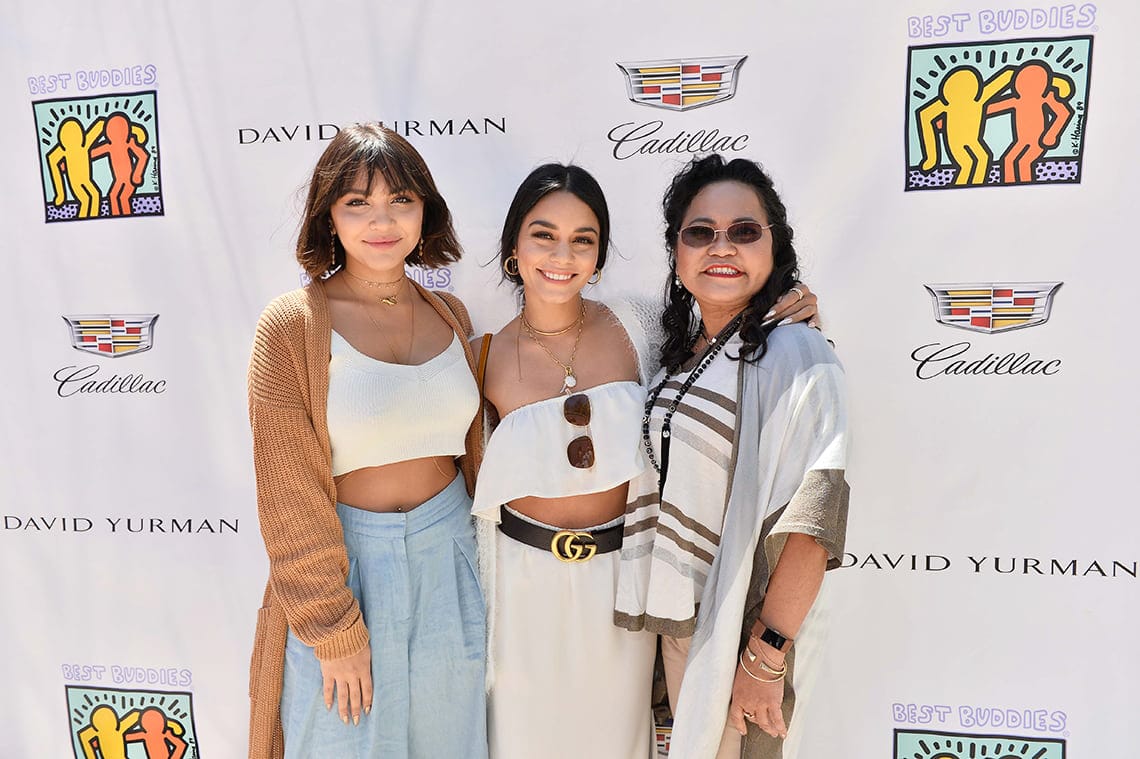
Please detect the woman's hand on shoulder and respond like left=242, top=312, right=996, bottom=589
left=319, top=643, right=373, bottom=726
left=766, top=282, right=820, bottom=330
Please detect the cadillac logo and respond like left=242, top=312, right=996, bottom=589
left=62, top=314, right=159, bottom=357
left=924, top=283, right=1062, bottom=334
left=616, top=56, right=747, bottom=111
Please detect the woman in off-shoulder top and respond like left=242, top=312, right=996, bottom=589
left=471, top=164, right=818, bottom=759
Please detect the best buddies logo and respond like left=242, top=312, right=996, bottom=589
left=29, top=63, right=163, bottom=222
left=907, top=4, right=1098, bottom=38
left=65, top=686, right=200, bottom=759
left=62, top=662, right=198, bottom=757
left=893, top=700, right=1067, bottom=759
left=895, top=729, right=1065, bottom=759
left=904, top=35, right=1092, bottom=190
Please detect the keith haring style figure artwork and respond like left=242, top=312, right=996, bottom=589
left=905, top=36, right=1092, bottom=190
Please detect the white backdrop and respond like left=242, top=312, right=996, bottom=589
left=3, top=1, right=1138, bottom=756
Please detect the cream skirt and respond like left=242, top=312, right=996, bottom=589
left=488, top=521, right=657, bottom=759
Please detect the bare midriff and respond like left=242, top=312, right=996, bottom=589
left=508, top=481, right=630, bottom=529
left=334, top=456, right=459, bottom=512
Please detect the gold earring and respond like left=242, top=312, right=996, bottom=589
left=588, top=269, right=602, bottom=285
left=503, top=255, right=520, bottom=276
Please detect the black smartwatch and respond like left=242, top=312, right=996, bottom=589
left=755, top=625, right=791, bottom=652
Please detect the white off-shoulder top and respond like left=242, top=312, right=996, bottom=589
left=471, top=380, right=649, bottom=521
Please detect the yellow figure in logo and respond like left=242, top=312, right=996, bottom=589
left=916, top=66, right=1014, bottom=186
left=46, top=116, right=107, bottom=218
left=76, top=704, right=139, bottom=759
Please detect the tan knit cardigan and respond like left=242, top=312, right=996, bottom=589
left=245, top=278, right=483, bottom=759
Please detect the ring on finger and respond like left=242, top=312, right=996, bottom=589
left=790, top=286, right=805, bottom=302
left=743, top=710, right=756, bottom=720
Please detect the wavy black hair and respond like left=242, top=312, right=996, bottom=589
left=498, top=163, right=610, bottom=287
left=660, top=154, right=800, bottom=372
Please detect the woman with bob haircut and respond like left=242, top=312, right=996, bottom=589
left=246, top=123, right=487, bottom=759
left=615, top=154, right=849, bottom=759
left=471, top=163, right=820, bottom=758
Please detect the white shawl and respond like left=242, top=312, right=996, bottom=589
left=668, top=324, right=848, bottom=757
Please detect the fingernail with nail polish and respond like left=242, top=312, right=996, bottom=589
left=777, top=317, right=792, bottom=326
left=764, top=309, right=776, bottom=319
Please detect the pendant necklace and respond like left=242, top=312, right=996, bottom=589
left=342, top=269, right=406, bottom=306
left=521, top=300, right=586, bottom=394
left=343, top=277, right=415, bottom=363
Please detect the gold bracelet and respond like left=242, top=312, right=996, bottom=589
left=757, top=657, right=787, bottom=677
left=739, top=652, right=785, bottom=683
left=744, top=642, right=788, bottom=675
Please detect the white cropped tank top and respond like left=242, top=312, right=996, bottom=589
left=327, top=331, right=479, bottom=476
left=471, top=380, right=649, bottom=522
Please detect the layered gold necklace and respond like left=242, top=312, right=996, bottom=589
left=341, top=269, right=406, bottom=306
left=520, top=300, right=586, bottom=394
left=341, top=275, right=415, bottom=364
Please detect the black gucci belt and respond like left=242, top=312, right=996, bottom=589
left=498, top=508, right=623, bottom=563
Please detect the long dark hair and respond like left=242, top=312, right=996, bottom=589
left=659, top=154, right=800, bottom=372
left=295, top=123, right=461, bottom=277
left=498, top=163, right=610, bottom=287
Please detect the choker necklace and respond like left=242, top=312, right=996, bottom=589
left=520, top=302, right=581, bottom=336
left=342, top=276, right=415, bottom=363
left=521, top=300, right=586, bottom=393
left=342, top=269, right=406, bottom=306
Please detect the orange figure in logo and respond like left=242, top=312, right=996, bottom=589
left=46, top=116, right=107, bottom=218
left=123, top=706, right=188, bottom=759
left=90, top=112, right=151, bottom=216
left=984, top=61, right=1075, bottom=184
left=916, top=66, right=1014, bottom=186
left=76, top=704, right=139, bottom=759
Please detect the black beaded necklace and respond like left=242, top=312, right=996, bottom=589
left=641, top=313, right=744, bottom=493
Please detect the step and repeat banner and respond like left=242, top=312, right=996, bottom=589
left=3, top=1, right=1137, bottom=756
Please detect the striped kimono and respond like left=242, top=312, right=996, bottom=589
left=616, top=323, right=849, bottom=759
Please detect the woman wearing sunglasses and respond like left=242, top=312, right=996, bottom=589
left=471, top=163, right=819, bottom=759
left=615, top=154, right=849, bottom=759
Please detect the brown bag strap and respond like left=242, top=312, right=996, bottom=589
left=476, top=333, right=492, bottom=419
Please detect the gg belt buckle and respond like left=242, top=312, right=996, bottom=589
left=550, top=529, right=598, bottom=563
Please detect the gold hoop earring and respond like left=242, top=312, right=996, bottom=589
left=588, top=269, right=602, bottom=285
left=503, top=255, right=520, bottom=277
